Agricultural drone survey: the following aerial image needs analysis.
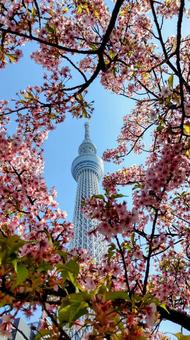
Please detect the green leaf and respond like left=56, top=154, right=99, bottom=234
left=58, top=301, right=88, bottom=325
left=111, top=194, right=126, bottom=199
left=77, top=5, right=83, bottom=14
left=46, top=24, right=56, bottom=34
left=173, top=333, right=190, bottom=340
left=64, top=260, right=79, bottom=278
left=58, top=250, right=67, bottom=261
left=183, top=122, right=190, bottom=136
left=89, top=43, right=98, bottom=50
left=159, top=303, right=169, bottom=314
left=38, top=261, right=52, bottom=273
left=168, top=74, right=174, bottom=89
left=110, top=50, right=116, bottom=59
left=7, top=54, right=17, bottom=63
left=97, top=285, right=108, bottom=295
left=156, top=124, right=165, bottom=132
left=0, top=235, right=26, bottom=265
left=185, top=148, right=190, bottom=158
left=105, top=291, right=129, bottom=301
left=133, top=182, right=143, bottom=190
left=12, top=259, right=18, bottom=272
left=92, top=194, right=105, bottom=200
left=76, top=93, right=83, bottom=102
left=61, top=260, right=80, bottom=285
left=131, top=294, right=143, bottom=303
left=165, top=96, right=171, bottom=105
left=34, top=329, right=51, bottom=340
left=123, top=242, right=132, bottom=251
left=69, top=292, right=91, bottom=304
left=67, top=272, right=76, bottom=285
left=0, top=250, right=5, bottom=266
left=31, top=7, right=37, bottom=17
left=82, top=108, right=89, bottom=118
left=16, top=264, right=29, bottom=285
left=22, top=91, right=34, bottom=100
left=107, top=243, right=117, bottom=258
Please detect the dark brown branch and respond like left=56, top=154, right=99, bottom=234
left=125, top=121, right=156, bottom=156
left=9, top=163, right=41, bottom=224
left=158, top=306, right=190, bottom=331
left=61, top=54, right=87, bottom=82
left=64, top=62, right=101, bottom=94
left=99, top=0, right=124, bottom=53
left=143, top=209, right=158, bottom=294
left=43, top=305, right=71, bottom=340
left=11, top=323, right=30, bottom=340
left=0, top=26, right=96, bottom=55
left=149, top=0, right=178, bottom=76
left=152, top=238, right=182, bottom=257
left=64, top=0, right=125, bottom=94
left=115, top=236, right=131, bottom=296
left=149, top=0, right=190, bottom=93
left=34, top=0, right=41, bottom=29
left=176, top=0, right=186, bottom=140
left=0, top=0, right=124, bottom=61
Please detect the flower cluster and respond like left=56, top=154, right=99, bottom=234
left=103, top=166, right=144, bottom=193
left=84, top=196, right=138, bottom=239
left=135, top=143, right=190, bottom=208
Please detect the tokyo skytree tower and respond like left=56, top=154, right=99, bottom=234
left=71, top=122, right=106, bottom=261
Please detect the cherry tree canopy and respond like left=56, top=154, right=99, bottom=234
left=0, top=0, right=190, bottom=339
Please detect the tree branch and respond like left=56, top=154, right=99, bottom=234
left=115, top=236, right=131, bottom=296
left=158, top=306, right=190, bottom=331
left=143, top=209, right=158, bottom=294
left=0, top=26, right=96, bottom=55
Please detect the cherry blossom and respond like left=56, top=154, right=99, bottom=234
left=0, top=0, right=190, bottom=338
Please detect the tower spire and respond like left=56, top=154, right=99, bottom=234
left=84, top=122, right=90, bottom=140
left=78, top=122, right=96, bottom=155
left=71, top=124, right=107, bottom=262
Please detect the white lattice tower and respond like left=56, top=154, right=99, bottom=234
left=71, top=123, right=106, bottom=262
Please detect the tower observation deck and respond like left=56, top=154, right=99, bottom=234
left=71, top=122, right=106, bottom=261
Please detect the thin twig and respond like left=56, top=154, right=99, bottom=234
left=115, top=236, right=131, bottom=296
